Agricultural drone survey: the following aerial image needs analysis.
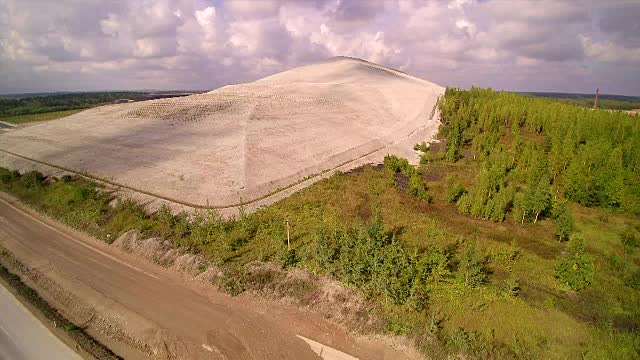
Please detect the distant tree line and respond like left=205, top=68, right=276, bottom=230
left=544, top=97, right=640, bottom=111
left=439, top=88, right=640, bottom=235
left=522, top=92, right=640, bottom=111
left=0, top=92, right=148, bottom=117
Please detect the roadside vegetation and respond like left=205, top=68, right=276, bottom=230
left=1, top=88, right=639, bottom=358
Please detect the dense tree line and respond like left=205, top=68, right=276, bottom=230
left=439, top=88, right=640, bottom=231
left=0, top=92, right=148, bottom=116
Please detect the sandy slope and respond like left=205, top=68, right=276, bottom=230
left=0, top=57, right=444, bottom=209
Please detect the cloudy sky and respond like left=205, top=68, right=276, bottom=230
left=1, top=0, right=639, bottom=95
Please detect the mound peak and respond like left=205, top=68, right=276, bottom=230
left=249, top=56, right=434, bottom=88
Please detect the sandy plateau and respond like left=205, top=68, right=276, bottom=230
left=0, top=57, right=443, bottom=212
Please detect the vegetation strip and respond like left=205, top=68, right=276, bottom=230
left=0, top=260, right=121, bottom=359
left=0, top=109, right=85, bottom=124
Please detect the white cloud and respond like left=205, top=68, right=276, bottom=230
left=0, top=0, right=638, bottom=95
left=581, top=35, right=640, bottom=64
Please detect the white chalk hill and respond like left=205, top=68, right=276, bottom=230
left=0, top=57, right=444, bottom=210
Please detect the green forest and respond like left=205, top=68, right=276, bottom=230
left=1, top=88, right=639, bottom=359
left=0, top=92, right=147, bottom=117
left=440, top=88, right=640, bottom=222
left=522, top=92, right=640, bottom=111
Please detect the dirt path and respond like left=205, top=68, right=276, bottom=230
left=0, top=193, right=418, bottom=359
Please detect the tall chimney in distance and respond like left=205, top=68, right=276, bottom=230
left=594, top=88, right=599, bottom=110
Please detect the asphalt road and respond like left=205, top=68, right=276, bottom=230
left=0, top=196, right=399, bottom=359
left=0, top=283, right=82, bottom=360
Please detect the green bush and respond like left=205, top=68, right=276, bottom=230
left=107, top=198, right=153, bottom=236
left=315, top=228, right=339, bottom=271
left=446, top=179, right=466, bottom=204
left=419, top=153, right=430, bottom=165
left=20, top=171, right=44, bottom=188
left=414, top=142, right=429, bottom=153
left=218, top=266, right=248, bottom=296
left=456, top=242, right=488, bottom=288
left=383, top=155, right=431, bottom=202
left=414, top=142, right=431, bottom=165
left=383, top=154, right=406, bottom=173
left=555, top=235, right=595, bottom=291
left=0, top=168, right=20, bottom=184
left=279, top=248, right=300, bottom=268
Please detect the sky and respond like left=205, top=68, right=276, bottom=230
left=1, top=0, right=639, bottom=95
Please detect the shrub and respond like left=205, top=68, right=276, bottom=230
left=447, top=179, right=466, bottom=204
left=456, top=242, right=488, bottom=288
left=490, top=245, right=520, bottom=271
left=383, top=155, right=431, bottom=202
left=414, top=142, right=431, bottom=165
left=408, top=173, right=430, bottom=201
left=0, top=168, right=19, bottom=184
left=315, top=229, right=339, bottom=271
left=151, top=204, right=177, bottom=239
left=414, top=142, right=429, bottom=153
left=419, top=153, right=430, bottom=165
left=20, top=171, right=44, bottom=188
left=43, top=182, right=96, bottom=209
left=555, top=235, right=595, bottom=291
left=416, top=245, right=451, bottom=283
left=218, top=266, right=248, bottom=296
left=279, top=248, right=300, bottom=268
left=107, top=198, right=153, bottom=236
left=383, top=154, right=406, bottom=173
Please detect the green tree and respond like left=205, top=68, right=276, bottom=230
left=555, top=234, right=595, bottom=291
left=521, top=155, right=551, bottom=223
left=552, top=199, right=574, bottom=241
left=457, top=242, right=488, bottom=288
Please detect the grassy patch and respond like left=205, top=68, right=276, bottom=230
left=0, top=109, right=84, bottom=124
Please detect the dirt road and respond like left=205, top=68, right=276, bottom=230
left=0, top=195, right=415, bottom=359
